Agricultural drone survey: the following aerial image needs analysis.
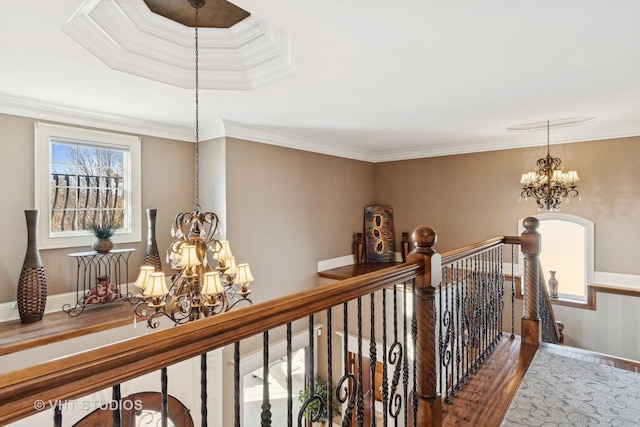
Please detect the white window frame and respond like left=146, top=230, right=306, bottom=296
left=518, top=213, right=594, bottom=301
left=34, top=122, right=141, bottom=249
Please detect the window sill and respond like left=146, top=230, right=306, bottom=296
left=549, top=296, right=592, bottom=310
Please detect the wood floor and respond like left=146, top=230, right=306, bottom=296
left=440, top=336, right=536, bottom=426
left=441, top=335, right=640, bottom=426
left=0, top=300, right=140, bottom=356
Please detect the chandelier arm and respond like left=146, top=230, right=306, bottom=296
left=134, top=299, right=150, bottom=317
left=225, top=296, right=253, bottom=312
left=147, top=308, right=172, bottom=329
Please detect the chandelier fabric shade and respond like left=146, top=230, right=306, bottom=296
left=134, top=265, right=155, bottom=293
left=146, top=273, right=169, bottom=298
left=201, top=271, right=224, bottom=297
left=519, top=121, right=581, bottom=211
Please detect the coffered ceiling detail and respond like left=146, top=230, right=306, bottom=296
left=63, top=0, right=296, bottom=90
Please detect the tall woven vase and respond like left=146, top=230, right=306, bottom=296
left=17, top=210, right=47, bottom=323
left=144, top=208, right=162, bottom=271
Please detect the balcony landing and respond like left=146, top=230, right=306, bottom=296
left=0, top=301, right=140, bottom=356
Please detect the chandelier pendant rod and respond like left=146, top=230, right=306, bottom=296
left=194, top=1, right=201, bottom=213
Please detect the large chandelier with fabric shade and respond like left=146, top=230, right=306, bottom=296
left=518, top=120, right=580, bottom=211
left=134, top=0, right=254, bottom=328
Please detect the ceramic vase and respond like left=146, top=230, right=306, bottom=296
left=92, top=238, right=113, bottom=253
left=17, top=210, right=47, bottom=323
left=354, top=233, right=365, bottom=264
left=144, top=208, right=162, bottom=271
left=548, top=270, right=559, bottom=298
left=400, top=232, right=410, bottom=262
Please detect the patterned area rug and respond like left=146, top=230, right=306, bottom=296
left=502, top=347, right=640, bottom=426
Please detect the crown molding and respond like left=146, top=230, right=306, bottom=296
left=62, top=0, right=296, bottom=90
left=222, top=120, right=377, bottom=162
left=0, top=93, right=193, bottom=141
left=3, top=92, right=640, bottom=162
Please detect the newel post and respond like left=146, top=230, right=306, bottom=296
left=406, top=226, right=442, bottom=427
left=520, top=217, right=541, bottom=345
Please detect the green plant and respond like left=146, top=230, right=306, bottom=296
left=298, top=375, right=341, bottom=425
left=87, top=217, right=119, bottom=239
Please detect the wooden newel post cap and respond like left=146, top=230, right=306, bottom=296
left=522, top=216, right=539, bottom=233
left=521, top=216, right=540, bottom=255
left=411, top=226, right=437, bottom=254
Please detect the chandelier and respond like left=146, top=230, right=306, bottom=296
left=519, top=121, right=580, bottom=211
left=134, top=0, right=254, bottom=328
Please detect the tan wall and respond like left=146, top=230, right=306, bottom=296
left=224, top=137, right=376, bottom=302
left=374, top=137, right=640, bottom=275
left=220, top=138, right=376, bottom=427
left=0, top=113, right=195, bottom=304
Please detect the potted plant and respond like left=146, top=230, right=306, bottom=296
left=298, top=375, right=341, bottom=426
left=88, top=217, right=119, bottom=253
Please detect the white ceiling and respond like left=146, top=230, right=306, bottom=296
left=2, top=0, right=640, bottom=162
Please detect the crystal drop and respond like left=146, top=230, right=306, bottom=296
left=176, top=229, right=183, bottom=239
left=170, top=225, right=176, bottom=238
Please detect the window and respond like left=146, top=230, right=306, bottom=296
left=519, top=213, right=594, bottom=301
left=35, top=122, right=141, bottom=249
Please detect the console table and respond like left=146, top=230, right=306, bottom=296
left=63, top=248, right=135, bottom=317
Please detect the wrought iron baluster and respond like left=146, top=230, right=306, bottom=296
left=369, top=292, right=377, bottom=427
left=402, top=285, right=409, bottom=427
left=439, top=266, right=445, bottom=402
left=262, top=331, right=272, bottom=426
left=300, top=315, right=326, bottom=427
left=161, top=367, right=168, bottom=427
left=471, top=253, right=480, bottom=372
left=53, top=401, right=62, bottom=427
left=411, top=281, right=417, bottom=427
left=112, top=384, right=122, bottom=427
left=327, top=307, right=333, bottom=427
left=454, top=261, right=463, bottom=392
left=481, top=250, right=487, bottom=357
left=201, top=353, right=208, bottom=427
left=381, top=288, right=388, bottom=427
left=462, top=256, right=469, bottom=382
left=388, top=285, right=402, bottom=427
left=234, top=341, right=240, bottom=427
left=491, top=248, right=497, bottom=346
left=338, top=301, right=355, bottom=427
left=356, top=297, right=364, bottom=427
left=511, top=245, right=516, bottom=338
left=287, top=323, right=293, bottom=427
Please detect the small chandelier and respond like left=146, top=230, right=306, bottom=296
left=519, top=120, right=580, bottom=211
left=135, top=0, right=254, bottom=328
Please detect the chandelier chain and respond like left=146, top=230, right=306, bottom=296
left=194, top=3, right=201, bottom=212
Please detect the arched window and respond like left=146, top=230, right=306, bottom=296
left=520, top=213, right=594, bottom=301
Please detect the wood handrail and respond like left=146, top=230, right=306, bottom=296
left=441, top=235, right=521, bottom=265
left=0, top=261, right=422, bottom=426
